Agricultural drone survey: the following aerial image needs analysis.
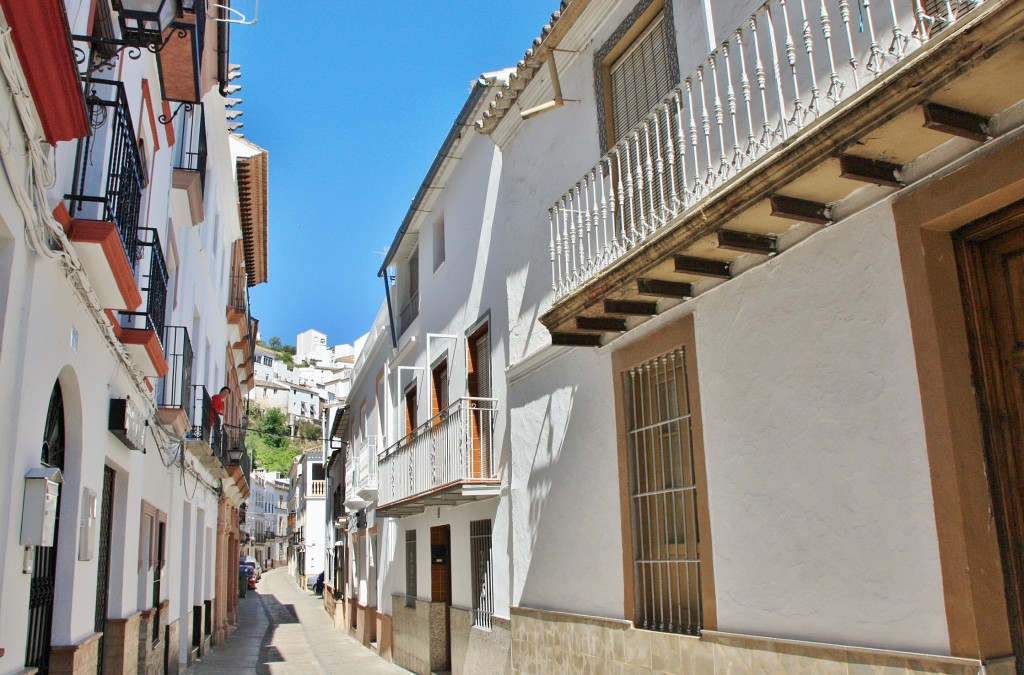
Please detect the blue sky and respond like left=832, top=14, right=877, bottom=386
left=231, top=2, right=558, bottom=348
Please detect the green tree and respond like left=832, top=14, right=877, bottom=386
left=268, top=336, right=282, bottom=348
left=246, top=406, right=302, bottom=474
left=297, top=420, right=320, bottom=441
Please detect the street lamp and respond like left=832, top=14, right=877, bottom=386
left=115, top=0, right=179, bottom=47
left=229, top=446, right=243, bottom=464
left=73, top=0, right=185, bottom=75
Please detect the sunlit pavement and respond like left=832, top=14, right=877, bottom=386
left=186, top=568, right=407, bottom=674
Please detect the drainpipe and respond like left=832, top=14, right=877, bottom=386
left=383, top=275, right=397, bottom=349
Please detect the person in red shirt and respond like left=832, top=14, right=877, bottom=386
left=211, top=386, right=229, bottom=428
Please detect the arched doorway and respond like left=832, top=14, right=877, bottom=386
left=25, top=381, right=65, bottom=673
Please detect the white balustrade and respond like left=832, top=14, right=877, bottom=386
left=356, top=436, right=379, bottom=495
left=378, top=398, right=498, bottom=507
left=550, top=0, right=983, bottom=299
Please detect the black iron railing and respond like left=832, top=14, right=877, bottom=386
left=119, top=228, right=168, bottom=339
left=229, top=273, right=247, bottom=314
left=174, top=104, right=206, bottom=194
left=399, top=291, right=419, bottom=335
left=159, top=326, right=193, bottom=411
left=67, top=78, right=144, bottom=273
left=189, top=385, right=213, bottom=442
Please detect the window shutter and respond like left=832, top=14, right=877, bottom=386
left=609, top=13, right=672, bottom=141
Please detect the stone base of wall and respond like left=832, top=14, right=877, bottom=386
left=391, top=595, right=431, bottom=674
left=510, top=606, right=1012, bottom=675
left=49, top=631, right=102, bottom=675
left=449, top=606, right=511, bottom=675
left=164, top=620, right=179, bottom=675
left=136, top=604, right=168, bottom=675
left=103, top=612, right=142, bottom=675
left=353, top=603, right=378, bottom=647
left=390, top=596, right=510, bottom=675
left=376, top=612, right=393, bottom=662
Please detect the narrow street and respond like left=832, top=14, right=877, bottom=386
left=186, top=568, right=405, bottom=675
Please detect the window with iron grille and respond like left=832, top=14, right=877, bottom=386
left=405, top=530, right=416, bottom=608
left=470, top=519, right=493, bottom=629
left=623, top=346, right=702, bottom=634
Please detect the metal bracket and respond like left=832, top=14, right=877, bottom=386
left=158, top=101, right=193, bottom=126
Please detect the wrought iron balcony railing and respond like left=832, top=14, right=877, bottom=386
left=548, top=0, right=985, bottom=300
left=67, top=78, right=145, bottom=274
left=174, top=103, right=206, bottom=192
left=378, top=398, right=497, bottom=509
left=118, top=227, right=168, bottom=339
left=158, top=326, right=193, bottom=410
left=186, top=384, right=230, bottom=466
left=399, top=291, right=419, bottom=335
left=229, top=273, right=248, bottom=315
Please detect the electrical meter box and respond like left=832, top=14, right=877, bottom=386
left=21, top=467, right=63, bottom=547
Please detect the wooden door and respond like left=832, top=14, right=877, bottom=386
left=957, top=201, right=1024, bottom=669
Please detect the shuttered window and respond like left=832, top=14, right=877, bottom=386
left=609, top=12, right=672, bottom=141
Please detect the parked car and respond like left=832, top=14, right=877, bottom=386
left=240, top=561, right=258, bottom=584
left=240, top=556, right=261, bottom=580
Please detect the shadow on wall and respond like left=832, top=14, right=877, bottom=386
left=512, top=351, right=624, bottom=618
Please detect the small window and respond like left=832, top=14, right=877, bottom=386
left=433, top=218, right=445, bottom=271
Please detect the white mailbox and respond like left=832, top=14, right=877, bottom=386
left=21, top=467, right=63, bottom=547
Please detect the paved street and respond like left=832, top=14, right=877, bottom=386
left=186, top=568, right=406, bottom=675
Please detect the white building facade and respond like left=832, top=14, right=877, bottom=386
left=0, top=1, right=268, bottom=673
left=328, top=0, right=1024, bottom=673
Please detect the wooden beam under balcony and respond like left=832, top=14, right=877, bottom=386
left=838, top=155, right=903, bottom=187
left=674, top=255, right=732, bottom=279
left=769, top=195, right=831, bottom=225
left=717, top=230, right=779, bottom=256
left=551, top=332, right=603, bottom=347
left=604, top=299, right=658, bottom=316
left=576, top=316, right=628, bottom=332
left=637, top=278, right=693, bottom=299
left=922, top=101, right=990, bottom=141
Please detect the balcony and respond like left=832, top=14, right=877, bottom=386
left=377, top=398, right=499, bottom=517
left=114, top=228, right=169, bottom=377
left=309, top=480, right=326, bottom=498
left=156, top=325, right=193, bottom=435
left=356, top=436, right=379, bottom=501
left=65, top=78, right=145, bottom=312
left=172, top=104, right=206, bottom=225
left=157, top=0, right=206, bottom=103
left=399, top=291, right=419, bottom=335
left=186, top=385, right=228, bottom=474
left=225, top=425, right=251, bottom=493
left=540, top=0, right=1024, bottom=342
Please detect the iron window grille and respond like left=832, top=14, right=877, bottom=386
left=623, top=346, right=703, bottom=635
left=405, top=530, right=417, bottom=608
left=470, top=519, right=494, bottom=629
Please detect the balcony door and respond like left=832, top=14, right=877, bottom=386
left=957, top=201, right=1024, bottom=669
left=467, top=325, right=491, bottom=478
